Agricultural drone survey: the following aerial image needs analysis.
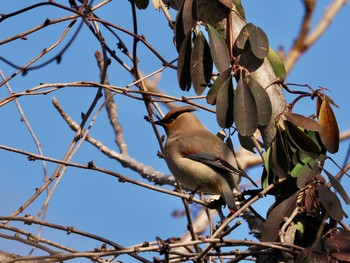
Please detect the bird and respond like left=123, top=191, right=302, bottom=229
left=155, top=106, right=256, bottom=211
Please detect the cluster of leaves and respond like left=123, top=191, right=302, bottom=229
left=174, top=0, right=284, bottom=137
left=136, top=0, right=350, bottom=260
left=261, top=90, right=350, bottom=259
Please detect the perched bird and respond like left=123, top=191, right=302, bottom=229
left=155, top=106, right=256, bottom=210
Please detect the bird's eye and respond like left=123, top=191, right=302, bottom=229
left=165, top=117, right=175, bottom=124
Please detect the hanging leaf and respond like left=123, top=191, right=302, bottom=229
left=317, top=185, right=345, bottom=221
left=234, top=77, right=258, bottom=136
left=177, top=33, right=192, bottom=91
left=191, top=31, right=212, bottom=95
left=174, top=1, right=186, bottom=52
left=246, top=75, right=272, bottom=126
left=182, top=0, right=198, bottom=35
left=261, top=191, right=299, bottom=242
left=238, top=134, right=257, bottom=153
left=284, top=112, right=320, bottom=131
left=216, top=78, right=234, bottom=128
left=267, top=47, right=286, bottom=81
left=272, top=127, right=290, bottom=179
left=249, top=25, right=269, bottom=59
left=235, top=23, right=254, bottom=50
left=296, top=161, right=318, bottom=189
left=318, top=98, right=339, bottom=154
left=207, top=24, right=230, bottom=73
left=291, top=156, right=314, bottom=178
left=284, top=121, right=321, bottom=159
left=323, top=169, right=350, bottom=205
left=206, top=67, right=231, bottom=105
left=135, top=0, right=149, bottom=9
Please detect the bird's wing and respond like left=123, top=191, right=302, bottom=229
left=184, top=152, right=241, bottom=174
left=184, top=151, right=258, bottom=188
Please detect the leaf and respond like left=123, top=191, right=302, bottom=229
left=216, top=77, right=234, bottom=128
left=177, top=33, right=192, bottom=91
left=191, top=31, right=212, bottom=95
left=174, top=1, right=186, bottom=52
left=217, top=0, right=232, bottom=9
left=284, top=121, right=321, bottom=159
left=261, top=191, right=299, bottom=242
left=317, top=184, right=345, bottom=221
left=249, top=25, right=269, bottom=59
left=207, top=24, right=230, bottom=73
left=291, top=158, right=318, bottom=189
left=323, top=229, right=350, bottom=260
left=246, top=75, right=272, bottom=126
left=291, top=156, right=314, bottom=177
left=238, top=134, right=256, bottom=153
left=284, top=112, right=320, bottom=131
left=135, top=0, right=149, bottom=9
left=323, top=169, right=350, bottom=205
left=318, top=98, right=339, bottom=153
left=234, top=77, right=258, bottom=136
left=236, top=23, right=254, bottom=50
left=182, top=0, right=198, bottom=35
left=267, top=47, right=286, bottom=80
left=272, top=127, right=290, bottom=179
left=206, top=67, right=231, bottom=105
left=232, top=0, right=245, bottom=19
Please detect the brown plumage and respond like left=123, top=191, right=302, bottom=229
left=156, top=106, right=254, bottom=210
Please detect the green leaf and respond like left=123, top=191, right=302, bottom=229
left=177, top=33, right=192, bottom=91
left=267, top=47, right=286, bottom=80
left=291, top=157, right=314, bottom=178
left=207, top=24, right=230, bottom=73
left=135, top=0, right=149, bottom=9
left=216, top=77, right=234, bottom=128
left=191, top=31, right=212, bottom=95
left=246, top=75, right=272, bottom=126
left=264, top=146, right=271, bottom=176
left=206, top=67, right=231, bottom=105
left=295, top=221, right=304, bottom=234
left=284, top=121, right=321, bottom=159
left=234, top=77, right=258, bottom=136
left=249, top=25, right=269, bottom=59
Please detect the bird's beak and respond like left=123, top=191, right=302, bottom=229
left=154, top=120, right=164, bottom=126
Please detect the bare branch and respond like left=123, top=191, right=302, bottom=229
left=284, top=0, right=347, bottom=73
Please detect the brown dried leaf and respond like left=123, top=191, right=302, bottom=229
left=318, top=99, right=339, bottom=154
left=284, top=112, right=320, bottom=131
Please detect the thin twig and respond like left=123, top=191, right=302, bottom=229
left=0, top=19, right=77, bottom=87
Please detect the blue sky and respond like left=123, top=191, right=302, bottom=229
left=0, top=0, right=349, bottom=261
